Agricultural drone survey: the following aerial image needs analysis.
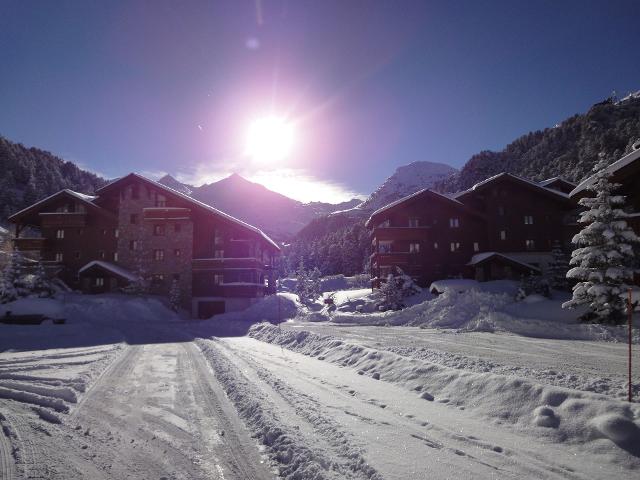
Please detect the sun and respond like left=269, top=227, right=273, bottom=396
left=245, top=116, right=295, bottom=164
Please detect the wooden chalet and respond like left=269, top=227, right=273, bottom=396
left=367, top=172, right=579, bottom=287
left=9, top=173, right=280, bottom=318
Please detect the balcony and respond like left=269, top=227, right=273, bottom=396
left=370, top=251, right=412, bottom=265
left=373, top=226, right=430, bottom=241
left=39, top=212, right=87, bottom=227
left=13, top=237, right=48, bottom=251
left=192, top=257, right=269, bottom=270
left=143, top=207, right=191, bottom=221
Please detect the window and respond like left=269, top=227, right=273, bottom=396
left=130, top=213, right=138, bottom=225
left=174, top=249, right=181, bottom=257
left=55, top=252, right=63, bottom=262
left=378, top=241, right=392, bottom=253
left=95, top=277, right=104, bottom=287
left=433, top=242, right=439, bottom=250
left=473, top=242, right=479, bottom=252
left=153, top=224, right=165, bottom=236
left=56, top=229, right=64, bottom=239
left=114, top=228, right=119, bottom=238
left=129, top=240, right=139, bottom=251
left=449, top=218, right=460, bottom=228
left=174, top=223, right=181, bottom=233
left=524, top=215, right=534, bottom=225
left=154, top=249, right=165, bottom=261
left=113, top=252, right=119, bottom=262
left=151, top=274, right=165, bottom=286
left=498, top=206, right=505, bottom=216
left=102, top=229, right=108, bottom=235
left=213, top=274, right=224, bottom=285
left=214, top=249, right=224, bottom=259
left=450, top=242, right=461, bottom=252
left=408, top=218, right=420, bottom=227
left=214, top=229, right=223, bottom=245
left=525, top=239, right=535, bottom=250
left=99, top=250, right=106, bottom=260
left=409, top=242, right=420, bottom=253
left=156, top=194, right=167, bottom=207
left=378, top=219, right=390, bottom=228
left=500, top=230, right=506, bottom=240
left=74, top=251, right=81, bottom=259
left=77, top=228, right=84, bottom=236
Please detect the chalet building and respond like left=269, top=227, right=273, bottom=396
left=9, top=173, right=280, bottom=319
left=366, top=172, right=578, bottom=287
left=570, top=146, right=640, bottom=236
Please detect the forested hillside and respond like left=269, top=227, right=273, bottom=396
left=0, top=136, right=106, bottom=220
left=281, top=214, right=370, bottom=277
left=435, top=93, right=640, bottom=193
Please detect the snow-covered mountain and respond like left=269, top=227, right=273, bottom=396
left=158, top=173, right=362, bottom=241
left=352, top=161, right=457, bottom=214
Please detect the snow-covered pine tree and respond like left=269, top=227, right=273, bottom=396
left=0, top=249, right=26, bottom=303
left=308, top=267, right=322, bottom=301
left=548, top=241, right=570, bottom=291
left=562, top=156, right=640, bottom=324
left=379, top=266, right=420, bottom=310
left=31, top=261, right=55, bottom=298
left=294, top=260, right=312, bottom=304
left=169, top=278, right=181, bottom=311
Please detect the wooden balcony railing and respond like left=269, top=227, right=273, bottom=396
left=39, top=212, right=87, bottom=227
left=143, top=207, right=191, bottom=221
left=192, top=257, right=270, bottom=270
left=13, top=237, right=48, bottom=251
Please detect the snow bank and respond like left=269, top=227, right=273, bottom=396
left=249, top=323, right=640, bottom=457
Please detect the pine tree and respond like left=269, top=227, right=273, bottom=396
left=562, top=156, right=640, bottom=323
left=548, top=241, right=570, bottom=291
left=169, top=279, right=181, bottom=311
left=0, top=249, right=26, bottom=303
left=308, top=267, right=322, bottom=301
left=31, top=261, right=55, bottom=298
left=379, top=266, right=420, bottom=310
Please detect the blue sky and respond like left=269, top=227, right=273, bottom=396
left=0, top=1, right=638, bottom=202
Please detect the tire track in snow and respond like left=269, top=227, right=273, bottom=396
left=199, top=338, right=384, bottom=480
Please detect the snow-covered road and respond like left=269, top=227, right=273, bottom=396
left=0, top=338, right=273, bottom=479
left=202, top=335, right=638, bottom=480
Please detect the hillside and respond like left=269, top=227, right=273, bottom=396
left=435, top=93, right=640, bottom=193
left=0, top=136, right=106, bottom=220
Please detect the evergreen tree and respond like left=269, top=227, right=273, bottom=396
left=31, top=261, right=55, bottom=298
left=562, top=156, right=640, bottom=323
left=379, top=266, right=420, bottom=310
left=548, top=241, right=570, bottom=291
left=0, top=249, right=26, bottom=303
left=169, top=279, right=181, bottom=311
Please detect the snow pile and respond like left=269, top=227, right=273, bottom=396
left=249, top=323, right=640, bottom=457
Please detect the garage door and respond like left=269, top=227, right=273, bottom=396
left=197, top=301, right=226, bottom=319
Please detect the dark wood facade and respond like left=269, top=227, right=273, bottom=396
left=367, top=174, right=579, bottom=287
left=9, top=174, right=280, bottom=318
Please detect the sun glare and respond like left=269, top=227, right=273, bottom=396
left=245, top=116, right=295, bottom=164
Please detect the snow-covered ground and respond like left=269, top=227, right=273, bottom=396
left=0, top=288, right=639, bottom=479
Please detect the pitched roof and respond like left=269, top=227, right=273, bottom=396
left=365, top=188, right=483, bottom=228
left=538, top=176, right=575, bottom=188
left=8, top=189, right=103, bottom=223
left=453, top=172, right=571, bottom=201
left=78, top=260, right=138, bottom=282
left=570, top=147, right=640, bottom=198
left=467, top=252, right=541, bottom=272
left=96, top=173, right=280, bottom=250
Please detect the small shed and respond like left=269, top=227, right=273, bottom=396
left=467, top=252, right=540, bottom=282
left=78, top=261, right=137, bottom=294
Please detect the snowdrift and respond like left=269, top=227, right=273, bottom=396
left=249, top=323, right=640, bottom=459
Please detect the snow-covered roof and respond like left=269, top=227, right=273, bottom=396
left=96, top=173, right=280, bottom=250
left=453, top=172, right=570, bottom=201
left=538, top=176, right=576, bottom=189
left=78, top=261, right=138, bottom=282
left=570, top=147, right=640, bottom=198
left=467, top=252, right=540, bottom=272
left=8, top=189, right=99, bottom=222
left=365, top=188, right=471, bottom=227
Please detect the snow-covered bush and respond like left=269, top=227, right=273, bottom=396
left=563, top=156, right=640, bottom=324
left=294, top=262, right=322, bottom=304
left=515, top=273, right=549, bottom=301
left=378, top=267, right=420, bottom=310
